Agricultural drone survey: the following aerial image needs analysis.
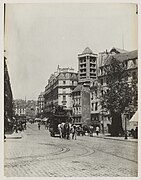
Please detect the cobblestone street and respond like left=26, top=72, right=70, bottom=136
left=4, top=123, right=138, bottom=177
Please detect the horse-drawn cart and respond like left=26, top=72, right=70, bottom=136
left=49, top=114, right=68, bottom=137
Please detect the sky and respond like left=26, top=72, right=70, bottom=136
left=4, top=3, right=138, bottom=100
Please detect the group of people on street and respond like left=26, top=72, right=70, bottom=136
left=37, top=118, right=100, bottom=139
left=58, top=122, right=77, bottom=140
left=13, top=121, right=26, bottom=133
left=57, top=122, right=100, bottom=140
left=130, top=127, right=138, bottom=139
left=38, top=121, right=49, bottom=130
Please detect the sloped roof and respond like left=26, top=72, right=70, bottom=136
left=104, top=50, right=138, bottom=66
left=110, top=47, right=128, bottom=54
left=73, top=85, right=83, bottom=92
left=82, top=47, right=93, bottom=54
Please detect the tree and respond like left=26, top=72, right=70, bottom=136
left=102, top=57, right=136, bottom=136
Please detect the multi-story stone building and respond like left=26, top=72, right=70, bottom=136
left=4, top=55, right=14, bottom=132
left=26, top=100, right=36, bottom=120
left=13, top=99, right=37, bottom=121
left=72, top=47, right=98, bottom=126
left=78, top=47, right=98, bottom=85
left=93, top=48, right=128, bottom=131
left=72, top=47, right=138, bottom=131
left=97, top=48, right=138, bottom=132
left=43, top=47, right=138, bottom=131
left=72, top=84, right=91, bottom=125
left=37, top=92, right=44, bottom=116
left=44, top=66, right=78, bottom=115
left=13, top=99, right=26, bottom=118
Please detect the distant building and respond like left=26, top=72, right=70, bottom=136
left=13, top=99, right=26, bottom=117
left=13, top=99, right=37, bottom=121
left=37, top=92, right=44, bottom=117
left=44, top=66, right=78, bottom=115
left=13, top=99, right=26, bottom=124
left=26, top=100, right=36, bottom=120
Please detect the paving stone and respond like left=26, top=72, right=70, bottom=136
left=4, top=123, right=138, bottom=177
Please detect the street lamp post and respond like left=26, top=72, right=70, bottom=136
left=102, top=109, right=104, bottom=134
left=124, top=114, right=128, bottom=139
left=124, top=107, right=128, bottom=139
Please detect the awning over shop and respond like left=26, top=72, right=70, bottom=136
left=129, top=111, right=138, bottom=129
left=130, top=111, right=138, bottom=122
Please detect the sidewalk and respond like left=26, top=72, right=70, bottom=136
left=5, top=131, right=22, bottom=139
left=91, top=133, right=138, bottom=143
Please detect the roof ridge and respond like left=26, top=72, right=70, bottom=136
left=82, top=47, right=93, bottom=54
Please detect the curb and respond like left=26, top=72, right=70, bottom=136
left=92, top=135, right=138, bottom=143
left=5, top=132, right=22, bottom=139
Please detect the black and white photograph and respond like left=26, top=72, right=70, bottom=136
left=2, top=1, right=139, bottom=178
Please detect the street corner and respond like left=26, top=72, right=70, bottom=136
left=5, top=132, right=22, bottom=139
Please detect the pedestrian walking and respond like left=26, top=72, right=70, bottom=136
left=71, top=124, right=77, bottom=140
left=134, top=127, right=138, bottom=139
left=58, top=123, right=62, bottom=138
left=45, top=122, right=48, bottom=129
left=96, top=126, right=100, bottom=136
left=24, top=122, right=26, bottom=130
left=89, top=125, right=94, bottom=137
left=38, top=122, right=41, bottom=130
left=64, top=122, right=70, bottom=139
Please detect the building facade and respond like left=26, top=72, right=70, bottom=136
left=4, top=56, right=14, bottom=132
left=72, top=84, right=91, bottom=125
left=78, top=47, right=98, bottom=85
left=72, top=47, right=138, bottom=131
left=97, top=48, right=138, bottom=132
left=42, top=47, right=138, bottom=131
left=37, top=92, right=44, bottom=117
left=26, top=100, right=36, bottom=120
left=72, top=47, right=98, bottom=126
left=13, top=99, right=37, bottom=121
left=13, top=99, right=26, bottom=117
left=44, top=66, right=78, bottom=115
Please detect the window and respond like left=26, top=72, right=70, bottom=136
left=91, top=103, right=94, bottom=111
left=101, top=78, right=103, bottom=85
left=133, top=59, right=136, bottom=65
left=72, top=81, right=74, bottom=85
left=63, top=81, right=66, bottom=84
left=101, top=68, right=103, bottom=75
left=95, top=102, right=98, bottom=111
left=63, top=88, right=66, bottom=93
left=79, top=98, right=80, bottom=105
left=101, top=90, right=103, bottom=97
left=63, top=95, right=66, bottom=101
left=106, top=78, right=109, bottom=84
left=132, top=72, right=137, bottom=79
left=91, top=93, right=93, bottom=100
left=125, top=61, right=128, bottom=68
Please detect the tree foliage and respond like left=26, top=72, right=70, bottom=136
left=102, top=57, right=137, bottom=136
